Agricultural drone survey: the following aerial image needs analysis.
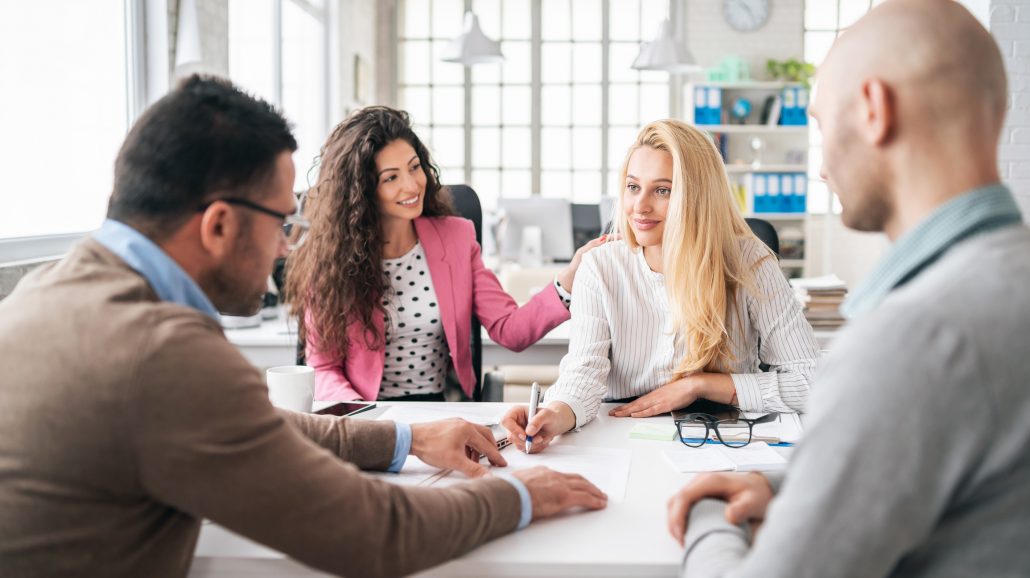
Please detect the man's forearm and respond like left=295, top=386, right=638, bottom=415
left=681, top=499, right=752, bottom=578
left=279, top=409, right=396, bottom=470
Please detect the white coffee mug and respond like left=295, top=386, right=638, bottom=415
left=266, top=365, right=315, bottom=412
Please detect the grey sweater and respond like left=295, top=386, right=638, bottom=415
left=682, top=225, right=1030, bottom=577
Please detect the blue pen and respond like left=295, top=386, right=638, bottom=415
left=525, top=382, right=540, bottom=454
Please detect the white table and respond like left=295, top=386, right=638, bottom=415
left=190, top=402, right=791, bottom=577
left=225, top=315, right=838, bottom=369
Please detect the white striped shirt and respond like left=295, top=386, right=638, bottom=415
left=545, top=239, right=819, bottom=428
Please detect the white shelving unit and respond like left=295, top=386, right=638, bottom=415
left=686, top=81, right=811, bottom=278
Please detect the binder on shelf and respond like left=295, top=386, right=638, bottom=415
left=762, top=95, right=782, bottom=126
left=781, top=174, right=795, bottom=214
left=793, top=173, right=807, bottom=213
left=694, top=86, right=709, bottom=125
left=707, top=87, right=723, bottom=125
left=780, top=87, right=796, bottom=126
left=752, top=173, right=768, bottom=213
left=766, top=173, right=781, bottom=212
left=795, top=87, right=809, bottom=126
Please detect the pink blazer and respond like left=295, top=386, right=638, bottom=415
left=306, top=216, right=571, bottom=401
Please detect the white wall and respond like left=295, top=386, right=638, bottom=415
left=685, top=0, right=803, bottom=78
left=990, top=0, right=1030, bottom=218
left=336, top=0, right=379, bottom=121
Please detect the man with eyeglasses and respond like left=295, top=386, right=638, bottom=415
left=668, top=1, right=1030, bottom=576
left=0, top=75, right=605, bottom=578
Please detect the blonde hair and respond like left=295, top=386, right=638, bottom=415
left=615, top=119, right=769, bottom=377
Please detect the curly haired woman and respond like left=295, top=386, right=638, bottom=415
left=285, top=106, right=605, bottom=401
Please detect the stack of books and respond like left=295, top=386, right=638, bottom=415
left=789, top=274, right=848, bottom=329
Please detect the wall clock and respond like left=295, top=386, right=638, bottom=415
left=722, top=0, right=771, bottom=32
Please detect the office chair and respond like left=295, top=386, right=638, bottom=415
left=448, top=185, right=505, bottom=402
left=745, top=217, right=780, bottom=256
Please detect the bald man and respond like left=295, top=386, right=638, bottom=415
left=667, top=1, right=1030, bottom=576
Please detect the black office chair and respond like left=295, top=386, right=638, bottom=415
left=448, top=185, right=505, bottom=402
left=745, top=217, right=780, bottom=257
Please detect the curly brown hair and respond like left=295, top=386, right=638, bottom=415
left=285, top=106, right=454, bottom=358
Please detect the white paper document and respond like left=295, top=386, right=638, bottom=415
left=369, top=456, right=447, bottom=487
left=490, top=445, right=632, bottom=501
left=376, top=404, right=506, bottom=426
left=663, top=442, right=787, bottom=473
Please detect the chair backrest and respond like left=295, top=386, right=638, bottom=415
left=448, top=185, right=486, bottom=401
left=745, top=217, right=780, bottom=256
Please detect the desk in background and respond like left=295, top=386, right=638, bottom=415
left=190, top=402, right=792, bottom=578
left=225, top=315, right=838, bottom=370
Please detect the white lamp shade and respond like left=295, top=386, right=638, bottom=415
left=442, top=11, right=504, bottom=65
left=631, top=19, right=701, bottom=73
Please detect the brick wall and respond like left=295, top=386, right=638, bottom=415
left=991, top=0, right=1030, bottom=218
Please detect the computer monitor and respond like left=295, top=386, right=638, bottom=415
left=571, top=203, right=602, bottom=251
left=498, top=198, right=575, bottom=263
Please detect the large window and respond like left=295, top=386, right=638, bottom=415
left=803, top=0, right=886, bottom=214
left=0, top=0, right=132, bottom=240
left=229, top=0, right=329, bottom=192
left=399, top=0, right=671, bottom=210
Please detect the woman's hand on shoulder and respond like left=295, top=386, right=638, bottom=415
left=556, top=234, right=618, bottom=293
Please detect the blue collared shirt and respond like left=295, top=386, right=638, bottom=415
left=91, top=219, right=420, bottom=472
left=842, top=184, right=1023, bottom=320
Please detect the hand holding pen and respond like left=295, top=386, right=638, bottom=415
left=499, top=386, right=577, bottom=454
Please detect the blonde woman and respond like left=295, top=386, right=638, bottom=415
left=501, top=119, right=819, bottom=452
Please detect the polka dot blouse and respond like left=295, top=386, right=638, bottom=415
left=379, top=242, right=448, bottom=398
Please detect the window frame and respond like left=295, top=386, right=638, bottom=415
left=394, top=0, right=680, bottom=208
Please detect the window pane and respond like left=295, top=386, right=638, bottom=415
left=541, top=0, right=571, bottom=40
left=638, top=82, right=668, bottom=122
left=609, top=84, right=639, bottom=125
left=572, top=43, right=602, bottom=84
left=472, top=128, right=501, bottom=167
left=1, top=0, right=127, bottom=238
left=471, top=170, right=501, bottom=201
left=403, top=0, right=430, bottom=38
left=807, top=179, right=830, bottom=213
left=472, top=86, right=502, bottom=126
left=502, top=86, right=532, bottom=125
left=401, top=86, right=432, bottom=125
left=402, top=41, right=431, bottom=85
left=439, top=167, right=466, bottom=187
left=608, top=126, right=639, bottom=169
left=432, top=0, right=464, bottom=38
left=572, top=128, right=602, bottom=170
left=805, top=0, right=838, bottom=30
left=572, top=85, right=602, bottom=126
left=502, top=128, right=532, bottom=168
left=540, top=171, right=573, bottom=197
left=229, top=0, right=277, bottom=102
left=432, top=86, right=465, bottom=125
left=571, top=0, right=602, bottom=41
left=805, top=31, right=837, bottom=65
left=503, top=0, right=532, bottom=38
left=639, top=0, right=667, bottom=36
left=609, top=42, right=641, bottom=83
left=282, top=1, right=328, bottom=191
left=808, top=147, right=823, bottom=179
left=472, top=58, right=501, bottom=83
left=541, top=42, right=573, bottom=84
left=610, top=0, right=641, bottom=41
left=501, top=169, right=533, bottom=198
left=501, top=41, right=532, bottom=84
left=432, top=40, right=465, bottom=85
left=428, top=126, right=465, bottom=167
left=541, top=86, right=572, bottom=126
left=839, top=0, right=872, bottom=29
left=572, top=171, right=603, bottom=202
left=541, top=128, right=572, bottom=170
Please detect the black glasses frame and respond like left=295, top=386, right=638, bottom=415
left=199, top=197, right=311, bottom=249
left=675, top=412, right=778, bottom=449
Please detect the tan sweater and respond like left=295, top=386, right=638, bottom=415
left=0, top=240, right=521, bottom=578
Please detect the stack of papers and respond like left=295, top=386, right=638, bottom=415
left=790, top=274, right=849, bottom=329
left=663, top=442, right=787, bottom=473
